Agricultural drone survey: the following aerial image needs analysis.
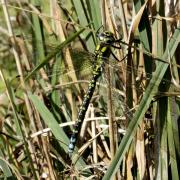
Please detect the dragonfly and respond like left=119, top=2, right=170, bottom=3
left=66, top=28, right=126, bottom=156
left=12, top=27, right=179, bottom=158
left=4, top=30, right=179, bottom=180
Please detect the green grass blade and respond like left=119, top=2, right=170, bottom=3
left=153, top=1, right=169, bottom=178
left=159, top=98, right=168, bottom=179
left=167, top=98, right=179, bottom=180
left=134, top=0, right=152, bottom=74
left=28, top=93, right=69, bottom=148
left=0, top=150, right=13, bottom=178
left=31, top=0, right=46, bottom=63
left=86, top=0, right=101, bottom=30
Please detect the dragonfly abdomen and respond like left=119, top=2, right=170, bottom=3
left=68, top=65, right=102, bottom=154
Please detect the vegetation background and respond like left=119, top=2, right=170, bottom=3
left=0, top=0, right=179, bottom=179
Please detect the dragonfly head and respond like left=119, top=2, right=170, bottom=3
left=96, top=31, right=115, bottom=44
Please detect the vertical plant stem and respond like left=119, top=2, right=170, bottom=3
left=117, top=0, right=128, bottom=41
left=90, top=104, right=98, bottom=163
left=107, top=67, right=116, bottom=159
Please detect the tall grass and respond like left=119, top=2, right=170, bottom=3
left=0, top=0, right=179, bottom=179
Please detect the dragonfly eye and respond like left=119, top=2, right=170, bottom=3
left=99, top=34, right=105, bottom=41
left=97, top=31, right=115, bottom=44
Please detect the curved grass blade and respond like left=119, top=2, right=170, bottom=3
left=133, top=0, right=152, bottom=74
left=0, top=150, right=13, bottom=179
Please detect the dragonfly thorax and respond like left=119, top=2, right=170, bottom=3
left=96, top=31, right=115, bottom=44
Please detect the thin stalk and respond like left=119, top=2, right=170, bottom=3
left=107, top=66, right=116, bottom=160
left=118, top=0, right=128, bottom=41
left=90, top=104, right=98, bottom=163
